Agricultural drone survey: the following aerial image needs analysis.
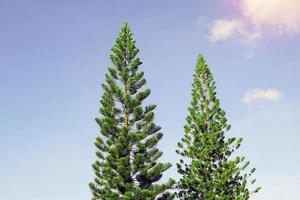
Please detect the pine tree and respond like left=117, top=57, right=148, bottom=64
left=89, top=23, right=175, bottom=200
left=176, top=55, right=260, bottom=200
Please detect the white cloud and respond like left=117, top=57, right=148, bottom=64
left=209, top=19, right=261, bottom=44
left=209, top=19, right=241, bottom=42
left=243, top=88, right=282, bottom=103
left=209, top=0, right=300, bottom=43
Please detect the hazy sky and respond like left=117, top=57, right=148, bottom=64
left=1, top=1, right=300, bottom=199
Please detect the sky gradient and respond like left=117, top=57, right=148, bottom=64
left=1, top=1, right=300, bottom=199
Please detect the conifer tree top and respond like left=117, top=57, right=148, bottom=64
left=89, top=23, right=174, bottom=200
left=176, top=54, right=260, bottom=199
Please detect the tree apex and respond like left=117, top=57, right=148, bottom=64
left=120, top=21, right=131, bottom=31
left=196, top=54, right=206, bottom=64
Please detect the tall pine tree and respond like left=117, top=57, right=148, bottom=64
left=89, top=23, right=175, bottom=200
left=176, top=55, right=260, bottom=199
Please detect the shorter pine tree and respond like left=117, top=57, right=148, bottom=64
left=176, top=55, right=260, bottom=199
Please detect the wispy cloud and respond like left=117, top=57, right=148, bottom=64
left=209, top=18, right=261, bottom=44
left=209, top=19, right=242, bottom=42
left=209, top=0, right=300, bottom=43
left=243, top=88, right=282, bottom=103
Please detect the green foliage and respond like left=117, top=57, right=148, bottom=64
left=176, top=55, right=260, bottom=199
left=89, top=23, right=175, bottom=200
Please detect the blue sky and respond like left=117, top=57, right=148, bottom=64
left=0, top=1, right=300, bottom=199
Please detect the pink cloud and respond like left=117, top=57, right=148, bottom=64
left=209, top=0, right=300, bottom=43
left=242, top=0, right=300, bottom=34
